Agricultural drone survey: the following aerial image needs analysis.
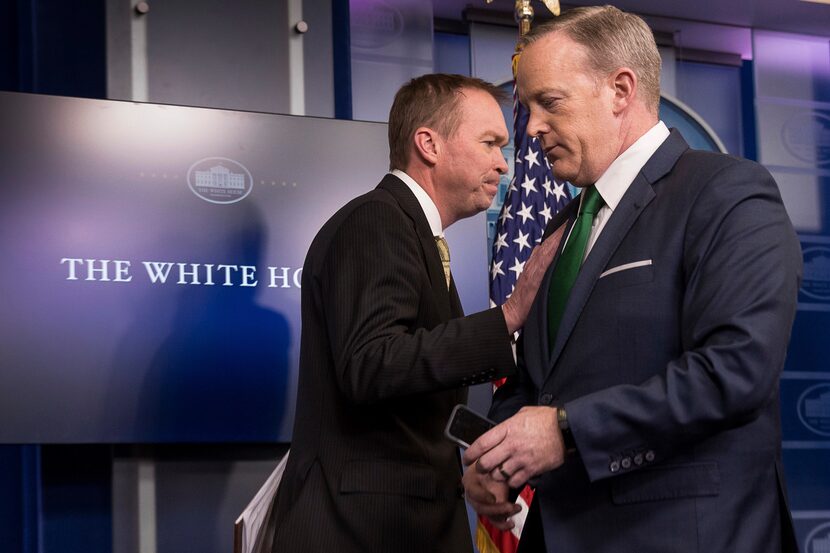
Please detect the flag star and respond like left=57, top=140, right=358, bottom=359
left=553, top=180, right=567, bottom=202
left=520, top=175, right=537, bottom=195
left=517, top=202, right=535, bottom=224
left=489, top=102, right=575, bottom=311
left=491, top=259, right=505, bottom=279
left=513, top=229, right=531, bottom=252
left=524, top=148, right=540, bottom=170
left=494, top=232, right=508, bottom=252
left=509, top=257, right=526, bottom=278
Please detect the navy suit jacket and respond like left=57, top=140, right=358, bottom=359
left=491, top=131, right=802, bottom=553
left=271, top=175, right=516, bottom=553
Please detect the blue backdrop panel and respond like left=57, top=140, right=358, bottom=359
left=0, top=91, right=438, bottom=443
left=786, top=233, right=830, bottom=550
left=784, top=448, right=830, bottom=510
left=781, top=376, right=830, bottom=444
left=792, top=509, right=830, bottom=553
left=786, top=311, right=830, bottom=373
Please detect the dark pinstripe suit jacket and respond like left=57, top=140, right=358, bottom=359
left=271, top=174, right=516, bottom=553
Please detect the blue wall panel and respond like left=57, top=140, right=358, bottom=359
left=0, top=446, right=26, bottom=553
left=0, top=0, right=105, bottom=98
left=41, top=446, right=111, bottom=553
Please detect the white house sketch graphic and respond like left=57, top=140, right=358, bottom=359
left=806, top=392, right=830, bottom=419
left=812, top=531, right=830, bottom=553
left=194, top=165, right=246, bottom=190
left=805, top=254, right=830, bottom=284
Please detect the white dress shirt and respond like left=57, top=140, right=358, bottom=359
left=391, top=169, right=444, bottom=237
left=573, top=121, right=670, bottom=261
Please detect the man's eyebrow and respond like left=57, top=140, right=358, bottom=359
left=481, top=131, right=509, bottom=144
left=517, top=88, right=540, bottom=105
left=521, top=86, right=567, bottom=102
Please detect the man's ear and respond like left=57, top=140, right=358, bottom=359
left=610, top=67, right=637, bottom=114
left=413, top=126, right=441, bottom=166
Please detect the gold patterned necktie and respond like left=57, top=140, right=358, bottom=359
left=435, top=236, right=451, bottom=289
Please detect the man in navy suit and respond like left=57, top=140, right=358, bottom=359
left=463, top=6, right=802, bottom=553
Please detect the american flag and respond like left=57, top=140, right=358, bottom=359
left=489, top=84, right=571, bottom=309
left=477, top=53, right=572, bottom=553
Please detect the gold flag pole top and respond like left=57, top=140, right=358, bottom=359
left=515, top=0, right=534, bottom=36
left=481, top=1, right=561, bottom=36
left=541, top=0, right=561, bottom=17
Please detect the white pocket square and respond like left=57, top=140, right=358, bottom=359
left=599, top=259, right=653, bottom=279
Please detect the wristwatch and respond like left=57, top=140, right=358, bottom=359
left=557, top=406, right=577, bottom=454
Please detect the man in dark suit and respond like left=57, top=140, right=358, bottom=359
left=463, top=6, right=802, bottom=553
left=269, top=74, right=562, bottom=553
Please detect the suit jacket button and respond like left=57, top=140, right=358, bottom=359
left=609, top=460, right=621, bottom=473
left=621, top=457, right=632, bottom=469
left=633, top=454, right=643, bottom=466
left=644, top=450, right=655, bottom=463
left=540, top=393, right=553, bottom=405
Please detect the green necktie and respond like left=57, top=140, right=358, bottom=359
left=547, top=186, right=605, bottom=351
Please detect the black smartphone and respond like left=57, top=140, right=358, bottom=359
left=444, top=404, right=495, bottom=448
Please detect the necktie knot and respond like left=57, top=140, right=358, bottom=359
left=579, top=186, right=604, bottom=216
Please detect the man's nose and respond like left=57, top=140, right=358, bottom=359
left=495, top=150, right=509, bottom=174
left=525, top=109, right=548, bottom=140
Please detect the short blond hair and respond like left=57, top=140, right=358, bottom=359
left=521, top=5, right=661, bottom=114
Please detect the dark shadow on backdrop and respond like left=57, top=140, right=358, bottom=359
left=109, top=200, right=291, bottom=442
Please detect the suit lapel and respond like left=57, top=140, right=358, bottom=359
left=377, top=174, right=453, bottom=321
left=543, top=130, right=690, bottom=381
left=449, top=279, right=464, bottom=317
left=522, top=202, right=577, bottom=385
left=545, top=176, right=655, bottom=373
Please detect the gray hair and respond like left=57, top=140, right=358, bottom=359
left=521, top=5, right=662, bottom=114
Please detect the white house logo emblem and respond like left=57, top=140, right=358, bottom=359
left=187, top=157, right=253, bottom=204
left=801, top=247, right=830, bottom=302
left=350, top=0, right=403, bottom=49
left=782, top=111, right=830, bottom=166
left=804, top=520, right=830, bottom=553
left=797, top=383, right=830, bottom=437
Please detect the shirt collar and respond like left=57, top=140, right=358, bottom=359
left=590, top=121, right=670, bottom=211
left=391, top=169, right=444, bottom=237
